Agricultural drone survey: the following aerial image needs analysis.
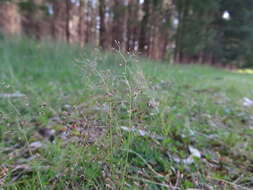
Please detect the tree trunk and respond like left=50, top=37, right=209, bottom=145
left=53, top=0, right=67, bottom=41
left=112, top=0, right=127, bottom=51
left=0, top=2, right=21, bottom=36
left=65, top=0, right=70, bottom=42
left=139, top=0, right=150, bottom=55
left=78, top=0, right=86, bottom=46
left=126, top=0, right=140, bottom=52
left=99, top=0, right=107, bottom=49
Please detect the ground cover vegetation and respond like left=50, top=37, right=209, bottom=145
left=0, top=38, right=253, bottom=189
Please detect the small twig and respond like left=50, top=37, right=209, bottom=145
left=210, top=176, right=250, bottom=190
left=233, top=174, right=244, bottom=184
left=174, top=170, right=182, bottom=188
left=127, top=176, right=180, bottom=190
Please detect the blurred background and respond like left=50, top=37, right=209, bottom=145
left=0, top=0, right=253, bottom=67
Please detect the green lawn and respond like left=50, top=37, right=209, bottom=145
left=0, top=37, right=253, bottom=189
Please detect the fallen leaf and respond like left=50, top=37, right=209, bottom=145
left=0, top=91, right=25, bottom=98
left=189, top=146, right=201, bottom=158
left=242, top=97, right=253, bottom=107
left=29, top=141, right=43, bottom=150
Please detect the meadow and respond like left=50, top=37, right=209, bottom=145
left=0, top=37, right=253, bottom=189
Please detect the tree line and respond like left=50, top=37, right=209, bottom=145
left=1, top=0, right=253, bottom=67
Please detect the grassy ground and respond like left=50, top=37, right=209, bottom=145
left=0, top=37, right=253, bottom=190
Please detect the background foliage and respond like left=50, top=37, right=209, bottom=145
left=0, top=0, right=253, bottom=67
